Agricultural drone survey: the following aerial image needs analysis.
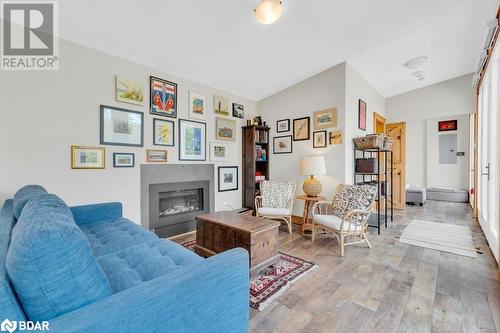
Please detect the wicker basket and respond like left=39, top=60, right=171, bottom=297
left=353, top=134, right=384, bottom=149
left=355, top=158, right=379, bottom=174
left=383, top=137, right=393, bottom=151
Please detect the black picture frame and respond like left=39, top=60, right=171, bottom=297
left=232, top=103, right=244, bottom=119
left=218, top=166, right=239, bottom=192
left=313, top=130, right=327, bottom=148
left=178, top=119, right=207, bottom=161
left=358, top=99, right=367, bottom=131
left=149, top=76, right=178, bottom=118
left=153, top=118, right=175, bottom=147
left=293, top=116, right=310, bottom=141
left=273, top=135, right=293, bottom=154
left=438, top=120, right=458, bottom=132
left=100, top=105, right=144, bottom=147
left=112, top=153, right=135, bottom=168
left=276, top=119, right=290, bottom=133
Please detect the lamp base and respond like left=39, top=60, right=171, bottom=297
left=303, top=176, right=322, bottom=197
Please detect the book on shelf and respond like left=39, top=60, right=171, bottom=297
left=255, top=128, right=268, bottom=143
left=255, top=145, right=267, bottom=161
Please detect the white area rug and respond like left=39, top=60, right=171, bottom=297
left=399, top=219, right=477, bottom=258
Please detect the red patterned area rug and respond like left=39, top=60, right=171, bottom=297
left=181, top=240, right=318, bottom=311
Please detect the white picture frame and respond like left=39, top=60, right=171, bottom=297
left=189, top=91, right=207, bottom=120
left=210, top=142, right=231, bottom=162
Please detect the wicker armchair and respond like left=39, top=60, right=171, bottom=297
left=255, top=181, right=296, bottom=234
left=311, top=184, right=377, bottom=256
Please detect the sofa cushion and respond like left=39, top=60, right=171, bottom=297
left=261, top=180, right=295, bottom=209
left=257, top=207, right=290, bottom=216
left=97, top=239, right=203, bottom=293
left=13, top=185, right=47, bottom=219
left=314, top=215, right=361, bottom=232
left=6, top=194, right=112, bottom=321
left=80, top=218, right=158, bottom=257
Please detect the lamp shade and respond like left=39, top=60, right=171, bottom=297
left=300, top=156, right=326, bottom=176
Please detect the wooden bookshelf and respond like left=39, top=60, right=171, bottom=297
left=242, top=125, right=270, bottom=210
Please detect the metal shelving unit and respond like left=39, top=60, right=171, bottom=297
left=353, top=147, right=393, bottom=234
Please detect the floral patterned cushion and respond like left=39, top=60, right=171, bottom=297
left=261, top=181, right=295, bottom=209
left=330, top=184, right=377, bottom=219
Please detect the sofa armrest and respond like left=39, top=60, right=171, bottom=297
left=49, top=248, right=249, bottom=333
left=70, top=202, right=122, bottom=225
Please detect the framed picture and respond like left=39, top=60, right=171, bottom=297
left=329, top=130, right=342, bottom=145
left=153, top=118, right=174, bottom=146
left=116, top=76, right=144, bottom=105
left=232, top=103, right=244, bottom=119
left=218, top=166, right=238, bottom=192
left=150, top=76, right=177, bottom=118
left=313, top=131, right=327, bottom=148
left=293, top=117, right=310, bottom=141
left=71, top=146, right=105, bottom=169
left=179, top=119, right=206, bottom=161
left=214, top=95, right=229, bottom=116
left=146, top=149, right=168, bottom=162
left=100, top=105, right=144, bottom=147
left=189, top=91, right=207, bottom=120
left=438, top=120, right=457, bottom=132
left=276, top=119, right=290, bottom=133
left=358, top=99, right=367, bottom=131
left=210, top=142, right=230, bottom=162
left=273, top=135, right=293, bottom=154
left=216, top=117, right=237, bottom=141
left=313, top=108, right=337, bottom=130
left=113, top=153, right=134, bottom=168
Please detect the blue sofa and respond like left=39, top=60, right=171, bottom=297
left=0, top=185, right=249, bottom=333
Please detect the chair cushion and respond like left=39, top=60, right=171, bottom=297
left=6, top=194, right=112, bottom=321
left=13, top=185, right=47, bottom=219
left=261, top=180, right=295, bottom=209
left=257, top=207, right=290, bottom=216
left=97, top=239, right=203, bottom=293
left=331, top=184, right=377, bottom=219
left=80, top=218, right=158, bottom=257
left=314, top=215, right=359, bottom=231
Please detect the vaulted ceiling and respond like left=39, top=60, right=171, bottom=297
left=59, top=0, right=498, bottom=100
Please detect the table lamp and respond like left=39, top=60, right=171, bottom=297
left=300, top=156, right=327, bottom=197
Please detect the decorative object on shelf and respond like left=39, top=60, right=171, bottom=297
left=358, top=99, right=367, bottom=131
left=214, top=95, right=229, bottom=116
left=313, top=131, right=327, bottom=148
left=254, top=0, right=283, bottom=25
left=216, top=117, right=236, bottom=141
left=255, top=145, right=267, bottom=160
left=188, top=91, right=207, bottom=120
left=253, top=116, right=263, bottom=126
left=100, top=105, right=144, bottom=147
left=113, top=152, right=134, bottom=168
left=146, top=149, right=168, bottom=162
left=246, top=120, right=252, bottom=126
left=179, top=119, right=206, bottom=161
left=438, top=119, right=457, bottom=132
left=353, top=134, right=384, bottom=150
left=276, top=119, right=290, bottom=133
left=329, top=130, right=342, bottom=145
left=150, top=76, right=177, bottom=118
left=300, top=155, right=326, bottom=197
left=71, top=146, right=105, bottom=169
left=273, top=135, right=292, bottom=154
left=293, top=117, right=310, bottom=141
left=116, top=76, right=144, bottom=105
left=153, top=118, right=174, bottom=146
left=313, top=108, right=337, bottom=130
left=232, top=103, right=244, bottom=119
left=210, top=142, right=230, bottom=162
left=218, top=166, right=238, bottom=192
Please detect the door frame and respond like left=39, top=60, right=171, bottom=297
left=373, top=112, right=386, bottom=134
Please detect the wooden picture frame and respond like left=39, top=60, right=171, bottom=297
left=113, top=153, right=135, bottom=168
left=276, top=119, right=290, bottom=133
left=313, top=108, right=337, bottom=130
left=150, top=76, right=177, bottom=118
left=293, top=117, right=310, bottom=141
left=71, top=146, right=105, bottom=169
left=438, top=120, right=458, bottom=132
left=100, top=105, right=144, bottom=147
left=273, top=135, right=293, bottom=154
left=313, top=130, right=327, bottom=148
left=146, top=149, right=168, bottom=162
left=218, top=166, right=238, bottom=192
left=358, top=99, right=367, bottom=131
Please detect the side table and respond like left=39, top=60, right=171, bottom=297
left=296, top=194, right=325, bottom=235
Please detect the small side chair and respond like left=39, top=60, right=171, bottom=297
left=255, top=180, right=296, bottom=234
left=311, top=184, right=377, bottom=256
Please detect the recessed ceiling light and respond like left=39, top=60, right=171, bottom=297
left=254, top=0, right=283, bottom=25
left=403, top=56, right=429, bottom=70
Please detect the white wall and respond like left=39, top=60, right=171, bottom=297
left=405, top=120, right=427, bottom=187
left=0, top=38, right=257, bottom=223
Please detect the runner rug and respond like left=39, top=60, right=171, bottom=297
left=181, top=240, right=318, bottom=311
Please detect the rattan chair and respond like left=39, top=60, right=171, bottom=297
left=255, top=181, right=296, bottom=234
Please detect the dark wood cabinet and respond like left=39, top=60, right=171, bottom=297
left=242, top=125, right=270, bottom=210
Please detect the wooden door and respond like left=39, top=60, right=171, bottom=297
left=386, top=122, right=406, bottom=209
left=373, top=112, right=386, bottom=134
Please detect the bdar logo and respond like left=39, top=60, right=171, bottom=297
left=0, top=319, right=17, bottom=333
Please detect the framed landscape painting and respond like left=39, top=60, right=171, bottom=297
left=276, top=119, right=290, bottom=133
left=218, top=166, right=238, bottom=192
left=216, top=117, right=236, bottom=141
left=189, top=91, right=207, bottom=120
left=210, top=142, right=230, bottom=162
left=179, top=119, right=206, bottom=161
left=150, top=76, right=177, bottom=118
left=214, top=95, right=229, bottom=116
left=273, top=135, right=292, bottom=154
left=100, top=105, right=144, bottom=147
left=71, top=146, right=105, bottom=169
left=313, top=130, right=327, bottom=148
left=293, top=117, right=310, bottom=141
left=153, top=118, right=174, bottom=146
left=113, top=153, right=134, bottom=168
left=358, top=99, right=367, bottom=131
left=116, top=76, right=144, bottom=105
left=313, top=108, right=336, bottom=130
left=146, top=149, right=168, bottom=162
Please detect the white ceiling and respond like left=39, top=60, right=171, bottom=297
left=59, top=0, right=498, bottom=100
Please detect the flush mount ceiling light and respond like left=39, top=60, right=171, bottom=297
left=254, top=0, right=283, bottom=25
left=403, top=56, right=429, bottom=70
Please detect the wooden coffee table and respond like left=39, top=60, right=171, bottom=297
left=195, top=211, right=280, bottom=277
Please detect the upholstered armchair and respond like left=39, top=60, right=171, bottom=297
left=255, top=180, right=296, bottom=234
left=311, top=184, right=377, bottom=256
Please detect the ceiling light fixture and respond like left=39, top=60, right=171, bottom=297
left=403, top=56, right=429, bottom=70
left=254, top=0, right=283, bottom=25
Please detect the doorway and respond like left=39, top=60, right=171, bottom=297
left=373, top=112, right=386, bottom=134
